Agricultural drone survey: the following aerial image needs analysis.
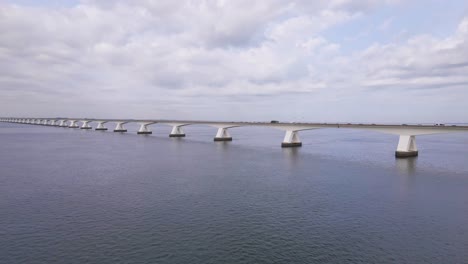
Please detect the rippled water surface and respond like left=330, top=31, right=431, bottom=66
left=1, top=123, right=468, bottom=264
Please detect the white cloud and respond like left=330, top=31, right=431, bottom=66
left=378, top=17, right=393, bottom=31
left=0, top=0, right=467, bottom=121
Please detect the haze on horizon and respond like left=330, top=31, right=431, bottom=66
left=1, top=0, right=467, bottom=123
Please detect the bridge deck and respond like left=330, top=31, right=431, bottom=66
left=6, top=118, right=468, bottom=131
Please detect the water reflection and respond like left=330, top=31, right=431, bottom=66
left=214, top=141, right=231, bottom=150
left=282, top=147, right=300, bottom=167
left=395, top=156, right=418, bottom=175
left=168, top=136, right=185, bottom=151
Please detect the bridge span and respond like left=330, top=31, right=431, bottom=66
left=2, top=117, right=468, bottom=158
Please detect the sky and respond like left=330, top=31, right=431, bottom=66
left=1, top=0, right=467, bottom=123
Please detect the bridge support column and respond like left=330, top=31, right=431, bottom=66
left=95, top=121, right=108, bottom=131
left=282, top=130, right=302, bottom=147
left=169, top=125, right=185, bottom=137
left=42, top=120, right=48, bottom=125
left=137, top=123, right=152, bottom=134
left=49, top=120, right=56, bottom=126
left=68, top=120, right=79, bottom=128
left=80, top=121, right=92, bottom=129
left=214, top=128, right=232, bottom=141
left=114, top=122, right=127, bottom=132
left=395, top=135, right=418, bottom=158
left=58, top=120, right=67, bottom=127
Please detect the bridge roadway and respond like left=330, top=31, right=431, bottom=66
left=2, top=117, right=468, bottom=158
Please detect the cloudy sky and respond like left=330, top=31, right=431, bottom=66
left=1, top=0, right=467, bottom=122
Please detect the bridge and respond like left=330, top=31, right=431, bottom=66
left=1, top=117, right=468, bottom=158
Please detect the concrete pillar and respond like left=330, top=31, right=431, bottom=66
left=80, top=120, right=92, bottom=129
left=169, top=125, right=186, bottom=137
left=49, top=120, right=57, bottom=126
left=95, top=121, right=108, bottom=131
left=395, top=135, right=418, bottom=158
left=42, top=120, right=48, bottom=125
left=137, top=123, right=152, bottom=134
left=59, top=120, right=68, bottom=127
left=68, top=120, right=79, bottom=128
left=214, top=127, right=232, bottom=141
left=113, top=122, right=127, bottom=132
left=282, top=130, right=302, bottom=147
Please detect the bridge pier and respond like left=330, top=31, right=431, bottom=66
left=49, top=120, right=57, bottom=126
left=282, top=130, right=302, bottom=147
left=395, top=135, right=418, bottom=158
left=80, top=120, right=92, bottom=129
left=113, top=122, right=127, bottom=132
left=68, top=120, right=79, bottom=128
left=214, top=127, right=232, bottom=141
left=95, top=121, right=108, bottom=131
left=169, top=125, right=186, bottom=137
left=137, top=123, right=152, bottom=134
left=59, top=120, right=68, bottom=127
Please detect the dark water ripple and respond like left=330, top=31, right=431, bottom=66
left=1, top=123, right=467, bottom=264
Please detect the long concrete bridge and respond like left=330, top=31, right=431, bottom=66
left=1, top=117, right=468, bottom=158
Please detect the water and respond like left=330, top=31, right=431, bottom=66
left=1, top=122, right=467, bottom=264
